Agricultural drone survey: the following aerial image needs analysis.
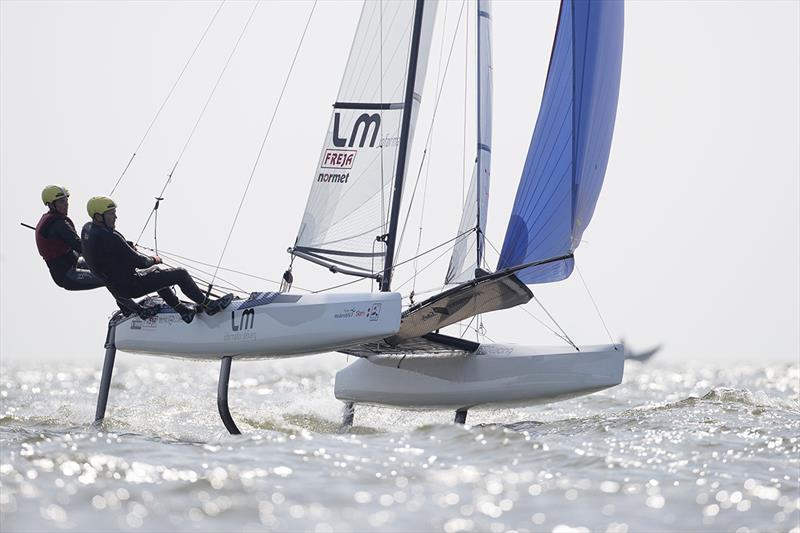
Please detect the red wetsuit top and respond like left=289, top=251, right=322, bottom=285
left=35, top=212, right=82, bottom=283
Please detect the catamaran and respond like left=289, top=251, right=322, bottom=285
left=94, top=0, right=626, bottom=434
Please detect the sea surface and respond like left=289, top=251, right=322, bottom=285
left=0, top=354, right=798, bottom=532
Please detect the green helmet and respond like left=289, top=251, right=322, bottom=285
left=87, top=196, right=117, bottom=218
left=41, top=185, right=70, bottom=205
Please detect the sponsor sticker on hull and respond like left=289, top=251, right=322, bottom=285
left=335, top=303, right=382, bottom=321
left=130, top=317, right=157, bottom=330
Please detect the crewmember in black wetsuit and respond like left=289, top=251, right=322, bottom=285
left=81, top=196, right=233, bottom=324
left=35, top=185, right=105, bottom=291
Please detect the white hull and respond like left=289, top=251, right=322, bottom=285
left=335, top=343, right=624, bottom=409
left=114, top=292, right=401, bottom=360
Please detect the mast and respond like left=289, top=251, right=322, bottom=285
left=380, top=0, right=427, bottom=292
left=475, top=0, right=484, bottom=270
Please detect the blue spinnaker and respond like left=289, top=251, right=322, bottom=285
left=496, top=0, right=623, bottom=283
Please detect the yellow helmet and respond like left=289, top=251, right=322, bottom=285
left=41, top=185, right=70, bottom=205
left=87, top=196, right=117, bottom=218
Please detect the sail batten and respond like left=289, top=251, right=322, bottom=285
left=497, top=0, right=623, bottom=284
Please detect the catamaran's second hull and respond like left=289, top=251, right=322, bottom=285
left=113, top=292, right=401, bottom=360
left=334, top=343, right=624, bottom=409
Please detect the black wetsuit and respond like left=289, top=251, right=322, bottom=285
left=36, top=215, right=105, bottom=291
left=81, top=222, right=207, bottom=308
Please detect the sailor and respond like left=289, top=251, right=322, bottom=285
left=35, top=185, right=106, bottom=291
left=81, top=196, right=233, bottom=324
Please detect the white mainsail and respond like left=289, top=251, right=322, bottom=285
left=293, top=0, right=437, bottom=277
left=445, top=0, right=493, bottom=284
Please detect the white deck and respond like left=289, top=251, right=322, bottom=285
left=114, top=292, right=402, bottom=360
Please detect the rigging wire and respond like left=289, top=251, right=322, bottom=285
left=392, top=233, right=466, bottom=292
left=210, top=0, right=318, bottom=286
left=137, top=244, right=312, bottom=292
left=461, top=0, right=470, bottom=206
left=395, top=0, right=467, bottom=261
left=411, top=0, right=450, bottom=296
left=135, top=0, right=261, bottom=246
left=110, top=0, right=226, bottom=196
left=144, top=250, right=249, bottom=295
left=530, top=292, right=579, bottom=351
left=315, top=229, right=472, bottom=294
left=576, top=264, right=618, bottom=349
left=481, top=233, right=575, bottom=346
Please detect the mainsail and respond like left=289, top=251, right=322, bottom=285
left=292, top=0, right=437, bottom=279
left=496, top=0, right=624, bottom=283
left=445, top=0, right=493, bottom=285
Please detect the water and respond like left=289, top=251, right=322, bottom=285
left=1, top=355, right=798, bottom=532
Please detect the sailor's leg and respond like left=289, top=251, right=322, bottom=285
left=59, top=266, right=105, bottom=291
left=94, top=322, right=117, bottom=424
left=341, top=401, right=355, bottom=429
left=217, top=356, right=241, bottom=435
left=454, top=409, right=467, bottom=424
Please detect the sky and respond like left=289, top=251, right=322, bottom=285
left=1, top=0, right=798, bottom=365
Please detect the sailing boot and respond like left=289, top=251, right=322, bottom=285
left=137, top=305, right=159, bottom=320
left=174, top=303, right=197, bottom=324
left=203, top=293, right=234, bottom=316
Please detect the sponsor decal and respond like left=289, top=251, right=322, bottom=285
left=367, top=303, right=381, bottom=321
left=224, top=331, right=256, bottom=342
left=321, top=149, right=356, bottom=169
left=130, top=317, right=157, bottom=330
left=317, top=172, right=349, bottom=184
left=379, top=134, right=400, bottom=147
left=333, top=113, right=381, bottom=148
left=231, top=309, right=255, bottom=332
left=335, top=304, right=383, bottom=320
left=158, top=314, right=184, bottom=326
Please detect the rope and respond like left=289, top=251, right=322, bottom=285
left=153, top=252, right=249, bottom=295
left=392, top=234, right=464, bottom=293
left=576, top=264, right=618, bottom=349
left=411, top=0, right=450, bottom=296
left=395, top=0, right=467, bottom=259
left=482, top=234, right=576, bottom=347
left=137, top=244, right=312, bottom=292
left=135, top=0, right=261, bottom=246
left=461, top=2, right=469, bottom=207
left=314, top=229, right=472, bottom=294
left=531, top=292, right=579, bottom=351
left=517, top=304, right=572, bottom=345
left=110, top=1, right=226, bottom=196
left=210, top=0, right=318, bottom=285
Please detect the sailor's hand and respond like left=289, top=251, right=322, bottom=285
left=152, top=255, right=162, bottom=264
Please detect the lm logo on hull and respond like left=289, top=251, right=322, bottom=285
left=231, top=309, right=255, bottom=331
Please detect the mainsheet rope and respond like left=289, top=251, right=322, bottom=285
left=209, top=0, right=318, bottom=287
left=135, top=0, right=261, bottom=246
left=110, top=1, right=226, bottom=196
left=137, top=244, right=312, bottom=293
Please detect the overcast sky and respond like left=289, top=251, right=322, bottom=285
left=1, top=0, right=798, bottom=365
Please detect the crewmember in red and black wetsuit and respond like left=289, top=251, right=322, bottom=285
left=35, top=185, right=105, bottom=291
